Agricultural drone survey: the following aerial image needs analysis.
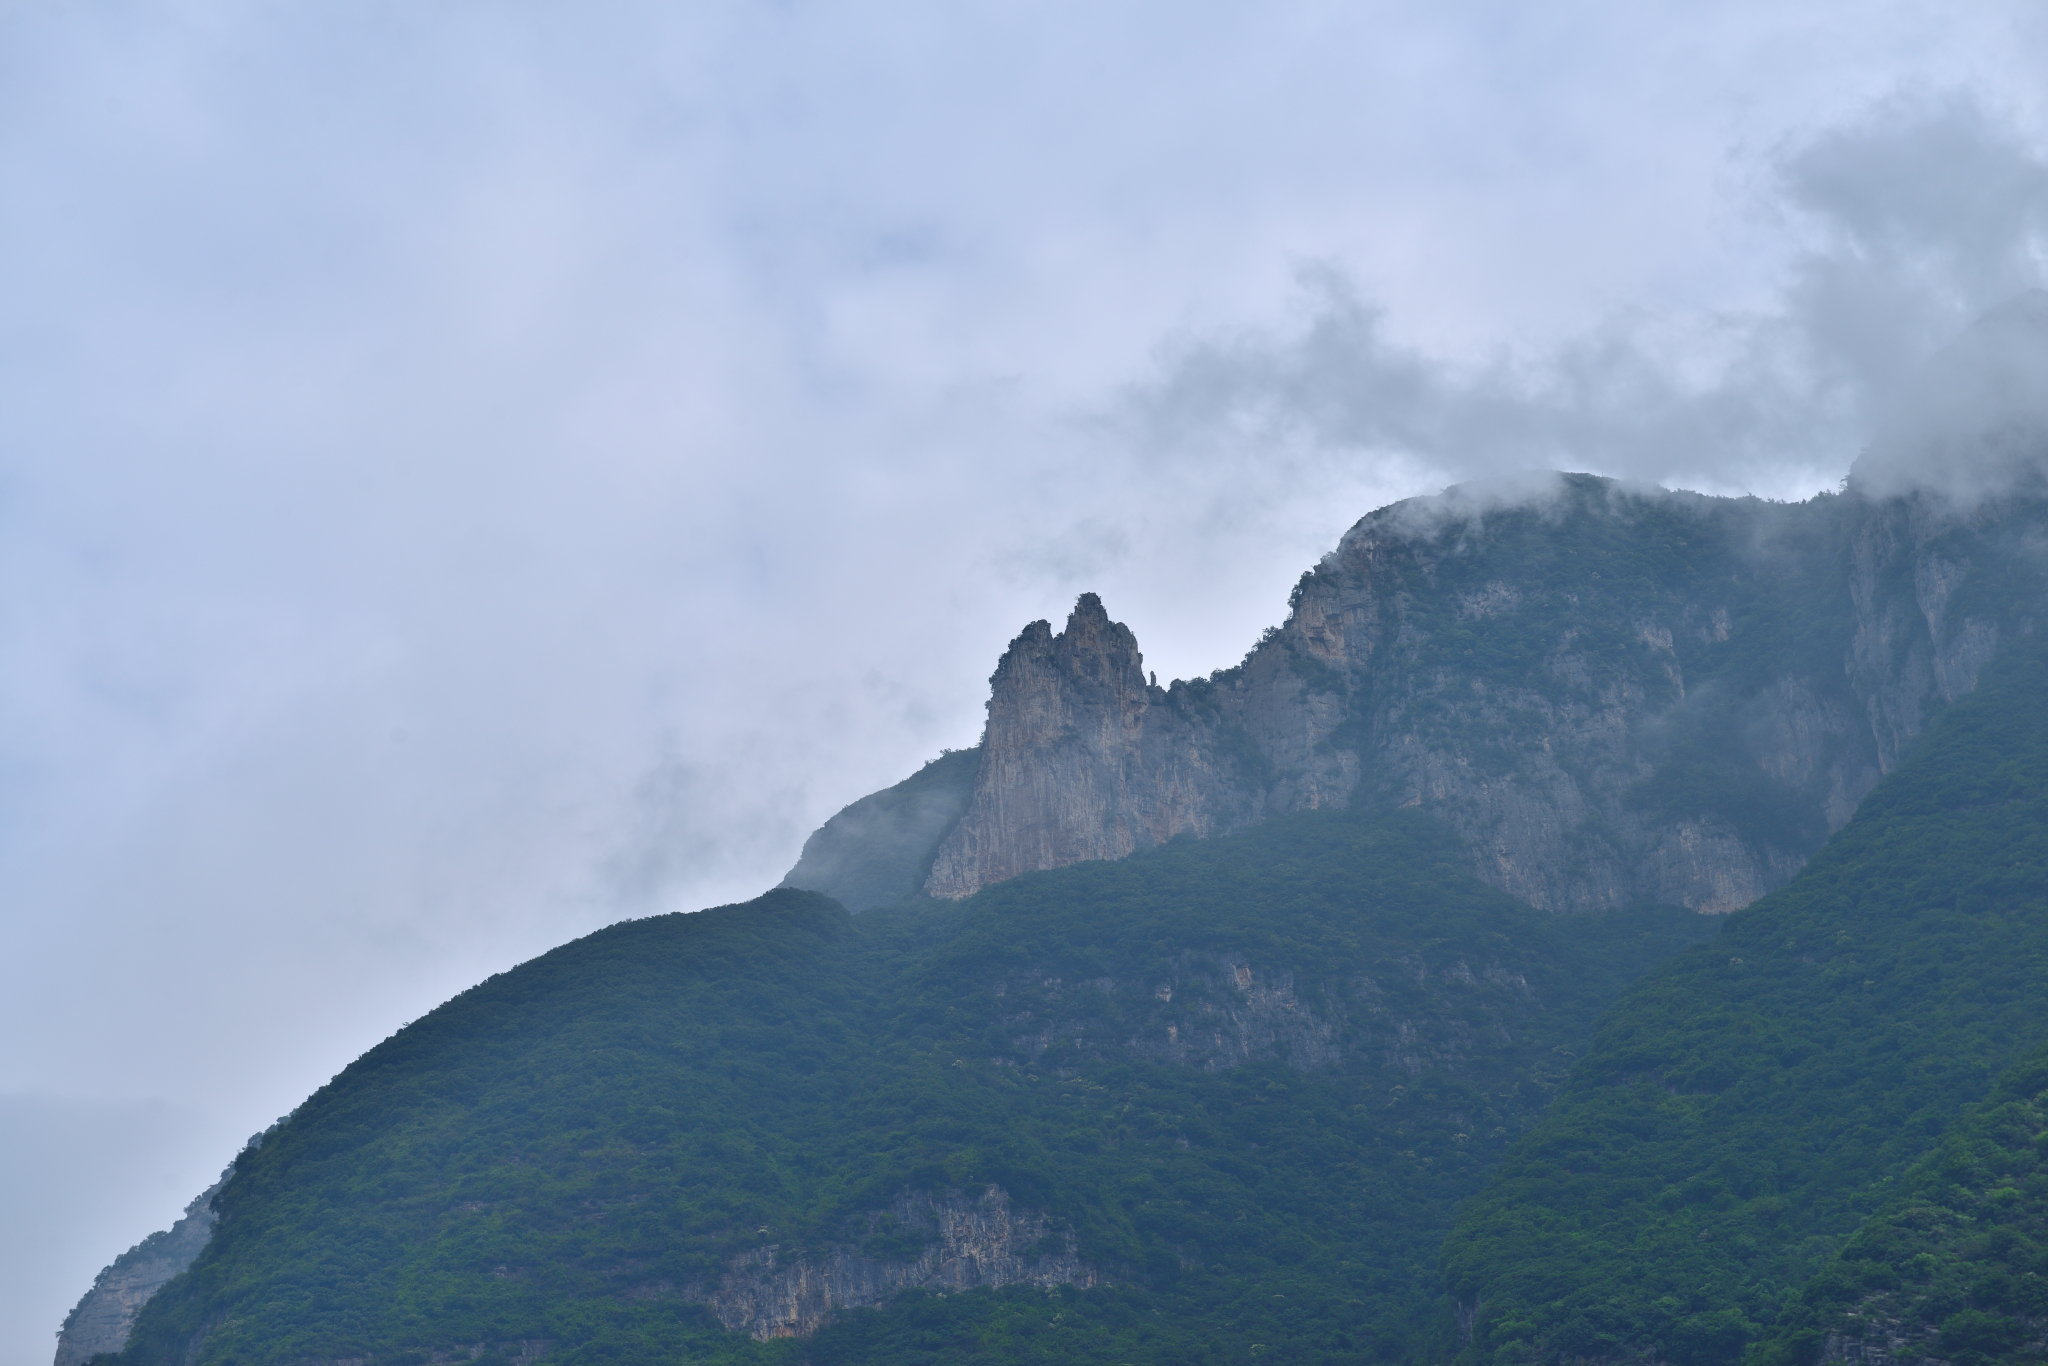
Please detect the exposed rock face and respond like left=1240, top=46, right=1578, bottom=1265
left=894, top=480, right=2048, bottom=913
left=982, top=949, right=1552, bottom=1078
left=924, top=594, right=1263, bottom=899
left=55, top=1178, right=223, bottom=1366
left=1818, top=1303, right=2046, bottom=1366
left=693, top=1187, right=1094, bottom=1340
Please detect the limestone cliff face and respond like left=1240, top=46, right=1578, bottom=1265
left=55, top=1178, right=223, bottom=1366
left=1816, top=1301, right=2044, bottom=1366
left=1844, top=491, right=2038, bottom=772
left=911, top=481, right=2048, bottom=914
left=923, top=593, right=1258, bottom=899
left=691, top=1187, right=1093, bottom=1340
left=981, top=948, right=1550, bottom=1079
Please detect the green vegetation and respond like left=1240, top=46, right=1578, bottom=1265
left=1440, top=631, right=2048, bottom=1366
left=114, top=808, right=1710, bottom=1366
left=1756, top=1039, right=2048, bottom=1366
left=1393, top=482, right=1851, bottom=698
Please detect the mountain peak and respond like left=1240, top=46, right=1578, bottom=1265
left=923, top=593, right=1233, bottom=899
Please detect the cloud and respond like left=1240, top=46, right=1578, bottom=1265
left=1853, top=288, right=2048, bottom=502
left=1783, top=95, right=2048, bottom=345
left=1122, top=94, right=2048, bottom=507
left=603, top=750, right=809, bottom=917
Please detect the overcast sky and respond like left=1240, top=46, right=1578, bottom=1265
left=5, top=2, right=2047, bottom=1357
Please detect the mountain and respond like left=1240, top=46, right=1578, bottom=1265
left=1761, top=1037, right=2048, bottom=1366
left=1440, top=629, right=2048, bottom=1366
left=779, top=748, right=981, bottom=911
left=93, top=810, right=1710, bottom=1366
left=791, top=477, right=2043, bottom=918
left=64, top=463, right=2048, bottom=1365
left=55, top=1180, right=224, bottom=1366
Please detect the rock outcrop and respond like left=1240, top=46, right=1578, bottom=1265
left=1815, top=1306, right=2047, bottom=1366
left=851, top=479, right=2048, bottom=915
left=691, top=1187, right=1094, bottom=1340
left=980, top=949, right=1554, bottom=1077
left=55, top=1177, right=223, bottom=1366
left=923, top=594, right=1265, bottom=899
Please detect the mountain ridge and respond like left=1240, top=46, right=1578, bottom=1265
left=792, top=476, right=2046, bottom=920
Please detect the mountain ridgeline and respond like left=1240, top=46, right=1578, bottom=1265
left=789, top=476, right=2037, bottom=917
left=70, top=466, right=2048, bottom=1366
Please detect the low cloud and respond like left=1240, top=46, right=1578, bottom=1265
left=1125, top=95, right=2048, bottom=508
left=604, top=750, right=809, bottom=916
left=1854, top=289, right=2048, bottom=503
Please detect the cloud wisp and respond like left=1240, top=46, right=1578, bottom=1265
left=1123, top=94, right=2048, bottom=508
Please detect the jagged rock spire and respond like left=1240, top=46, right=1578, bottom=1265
left=922, top=594, right=1240, bottom=898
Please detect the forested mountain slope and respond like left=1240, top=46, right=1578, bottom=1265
left=1440, top=631, right=2048, bottom=1366
left=1760, top=1038, right=2048, bottom=1366
left=103, top=810, right=1709, bottom=1366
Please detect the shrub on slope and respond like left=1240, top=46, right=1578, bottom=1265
left=1757, top=1039, right=2048, bottom=1366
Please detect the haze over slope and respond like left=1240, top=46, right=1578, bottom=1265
left=1444, top=630, right=2048, bottom=1365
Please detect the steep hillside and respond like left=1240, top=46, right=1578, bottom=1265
left=104, top=809, right=1709, bottom=1366
left=56, top=1180, right=223, bottom=1366
left=1760, top=1038, right=2048, bottom=1366
left=831, top=480, right=2048, bottom=917
left=73, top=464, right=2048, bottom=1363
left=1439, top=631, right=2048, bottom=1366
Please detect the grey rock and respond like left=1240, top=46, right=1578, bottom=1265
left=1817, top=1299, right=2045, bottom=1366
left=55, top=1177, right=223, bottom=1366
left=923, top=594, right=1258, bottom=900
left=985, top=948, right=1554, bottom=1079
left=883, top=478, right=2048, bottom=914
left=686, top=1186, right=1094, bottom=1340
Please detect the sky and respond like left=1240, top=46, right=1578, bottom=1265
left=4, top=1, right=2047, bottom=1357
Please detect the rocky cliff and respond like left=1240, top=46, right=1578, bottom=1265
left=1814, top=1306, right=2046, bottom=1366
left=863, top=303, right=2048, bottom=916
left=922, top=594, right=1269, bottom=900
left=55, top=1177, right=223, bottom=1366
left=881, top=479, right=2048, bottom=915
left=688, top=1186, right=1094, bottom=1340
